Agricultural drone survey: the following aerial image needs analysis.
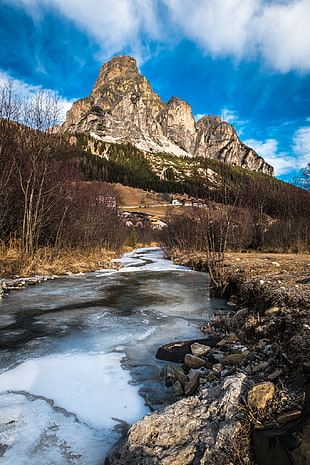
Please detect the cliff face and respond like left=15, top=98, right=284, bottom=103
left=57, top=55, right=274, bottom=176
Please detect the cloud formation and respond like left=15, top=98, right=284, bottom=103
left=245, top=128, right=310, bottom=176
left=4, top=0, right=310, bottom=72
left=164, top=0, right=310, bottom=72
left=292, top=125, right=310, bottom=167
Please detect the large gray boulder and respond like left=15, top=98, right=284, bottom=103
left=109, top=373, right=248, bottom=465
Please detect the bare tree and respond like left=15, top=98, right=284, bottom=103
left=0, top=81, right=21, bottom=235
left=22, top=89, right=63, bottom=132
left=8, top=89, right=65, bottom=256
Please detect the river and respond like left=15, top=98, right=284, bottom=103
left=0, top=247, right=227, bottom=465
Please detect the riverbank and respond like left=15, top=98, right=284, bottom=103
left=109, top=251, right=310, bottom=465
left=0, top=246, right=126, bottom=298
left=0, top=244, right=159, bottom=297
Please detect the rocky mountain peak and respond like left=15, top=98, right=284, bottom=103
left=91, top=55, right=138, bottom=95
left=55, top=56, right=274, bottom=176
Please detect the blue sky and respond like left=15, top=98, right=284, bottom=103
left=1, top=0, right=310, bottom=182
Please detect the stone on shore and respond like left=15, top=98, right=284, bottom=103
left=222, top=353, right=247, bottom=365
left=247, top=382, right=275, bottom=410
left=190, top=342, right=211, bottom=357
left=184, top=353, right=206, bottom=369
left=184, top=372, right=200, bottom=396
left=163, top=363, right=188, bottom=387
left=109, top=374, right=247, bottom=465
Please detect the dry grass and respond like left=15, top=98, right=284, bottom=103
left=114, top=183, right=170, bottom=207
left=0, top=242, right=124, bottom=278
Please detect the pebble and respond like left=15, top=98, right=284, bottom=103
left=222, top=353, right=247, bottom=365
left=251, top=361, right=270, bottom=373
left=212, top=363, right=223, bottom=375
left=277, top=410, right=302, bottom=424
left=267, top=369, right=283, bottom=381
left=265, top=306, right=280, bottom=316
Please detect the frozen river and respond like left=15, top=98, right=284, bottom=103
left=0, top=247, right=226, bottom=464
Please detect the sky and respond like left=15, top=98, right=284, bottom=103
left=0, top=0, right=310, bottom=183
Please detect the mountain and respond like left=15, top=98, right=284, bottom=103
left=55, top=55, right=274, bottom=176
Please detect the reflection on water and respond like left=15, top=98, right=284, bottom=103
left=0, top=247, right=227, bottom=464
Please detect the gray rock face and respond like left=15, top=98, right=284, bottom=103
left=109, top=373, right=248, bottom=465
left=56, top=55, right=274, bottom=175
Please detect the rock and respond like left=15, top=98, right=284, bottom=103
left=55, top=55, right=274, bottom=175
left=221, top=353, right=247, bottom=365
left=206, top=372, right=217, bottom=382
left=173, top=380, right=184, bottom=396
left=263, top=344, right=274, bottom=355
left=247, top=352, right=258, bottom=361
left=256, top=339, right=270, bottom=350
left=156, top=337, right=220, bottom=363
left=184, top=372, right=200, bottom=396
left=190, top=342, right=211, bottom=357
left=247, top=382, right=275, bottom=410
left=184, top=353, right=206, bottom=369
left=163, top=363, right=188, bottom=387
left=277, top=410, right=302, bottom=424
left=188, top=367, right=207, bottom=379
left=109, top=374, right=248, bottom=465
left=212, top=363, right=223, bottom=375
left=217, top=333, right=239, bottom=346
left=211, top=352, right=225, bottom=361
left=267, top=369, right=283, bottom=381
left=265, top=306, right=280, bottom=316
left=251, top=361, right=270, bottom=373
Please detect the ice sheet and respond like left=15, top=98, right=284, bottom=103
left=0, top=352, right=148, bottom=430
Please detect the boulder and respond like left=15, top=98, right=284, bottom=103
left=109, top=374, right=248, bottom=465
left=156, top=337, right=219, bottom=363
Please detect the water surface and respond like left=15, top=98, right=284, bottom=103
left=0, top=247, right=226, bottom=464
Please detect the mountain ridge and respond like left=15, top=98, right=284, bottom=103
left=55, top=55, right=274, bottom=176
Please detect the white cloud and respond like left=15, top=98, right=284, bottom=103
left=292, top=126, right=310, bottom=168
left=194, top=113, right=206, bottom=121
left=0, top=70, right=75, bottom=122
left=244, top=138, right=289, bottom=175
left=164, top=0, right=310, bottom=72
left=5, top=0, right=310, bottom=72
left=245, top=136, right=308, bottom=176
left=6, top=0, right=162, bottom=64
